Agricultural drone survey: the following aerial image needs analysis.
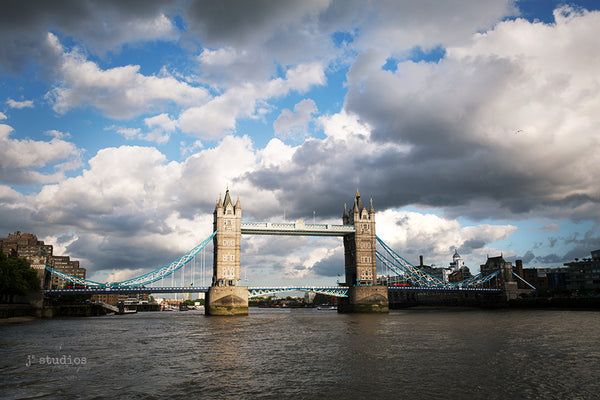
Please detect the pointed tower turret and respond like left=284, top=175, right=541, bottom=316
left=356, top=192, right=365, bottom=214
left=223, top=188, right=233, bottom=209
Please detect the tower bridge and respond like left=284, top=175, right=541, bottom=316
left=206, top=188, right=387, bottom=315
left=44, top=187, right=518, bottom=315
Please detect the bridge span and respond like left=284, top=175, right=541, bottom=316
left=45, top=285, right=502, bottom=297
left=43, top=189, right=522, bottom=314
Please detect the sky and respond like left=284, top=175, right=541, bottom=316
left=1, top=0, right=599, bottom=286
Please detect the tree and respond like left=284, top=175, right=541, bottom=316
left=0, top=250, right=40, bottom=303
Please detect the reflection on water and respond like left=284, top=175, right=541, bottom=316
left=1, top=308, right=599, bottom=399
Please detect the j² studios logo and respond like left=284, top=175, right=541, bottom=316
left=25, top=345, right=87, bottom=368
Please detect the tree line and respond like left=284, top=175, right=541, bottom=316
left=0, top=250, right=40, bottom=303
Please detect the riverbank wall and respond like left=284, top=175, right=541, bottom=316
left=388, top=289, right=600, bottom=310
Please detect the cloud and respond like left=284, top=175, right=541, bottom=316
left=520, top=250, right=536, bottom=264
left=0, top=123, right=81, bottom=184
left=45, top=129, right=71, bottom=139
left=538, top=223, right=560, bottom=233
left=45, top=34, right=210, bottom=119
left=114, top=127, right=141, bottom=140
left=245, top=110, right=410, bottom=218
left=6, top=99, right=34, bottom=109
left=0, top=112, right=6, bottom=120
left=0, top=0, right=179, bottom=74
left=179, top=62, right=326, bottom=139
left=0, top=185, right=24, bottom=203
left=106, top=268, right=146, bottom=283
left=185, top=1, right=335, bottom=85
left=346, top=0, right=516, bottom=53
left=184, top=1, right=515, bottom=87
left=377, top=209, right=517, bottom=268
left=274, top=99, right=318, bottom=141
left=342, top=7, right=600, bottom=223
left=145, top=113, right=178, bottom=133
left=110, top=114, right=177, bottom=144
left=16, top=138, right=275, bottom=277
left=2, top=1, right=599, bottom=284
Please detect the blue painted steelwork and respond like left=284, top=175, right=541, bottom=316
left=46, top=285, right=499, bottom=297
left=388, top=286, right=501, bottom=293
left=44, top=233, right=505, bottom=297
left=376, top=236, right=501, bottom=289
left=248, top=286, right=348, bottom=298
left=377, top=251, right=450, bottom=287
left=46, top=287, right=210, bottom=295
left=376, top=236, right=454, bottom=287
left=44, top=269, right=107, bottom=288
left=511, top=271, right=536, bottom=289
left=45, top=232, right=216, bottom=289
left=455, top=270, right=500, bottom=287
left=45, top=286, right=348, bottom=297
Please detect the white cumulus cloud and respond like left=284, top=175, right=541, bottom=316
left=45, top=33, right=209, bottom=119
left=274, top=99, right=318, bottom=141
left=6, top=99, right=34, bottom=109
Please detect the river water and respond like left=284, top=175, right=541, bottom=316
left=1, top=308, right=599, bottom=399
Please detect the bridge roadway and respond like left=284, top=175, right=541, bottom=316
left=45, top=286, right=501, bottom=297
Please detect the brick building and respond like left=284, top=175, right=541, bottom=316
left=0, top=231, right=86, bottom=289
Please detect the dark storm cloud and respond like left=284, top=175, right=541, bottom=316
left=461, top=239, right=486, bottom=252
left=505, top=250, right=535, bottom=265
left=0, top=0, right=177, bottom=73
left=243, top=10, right=600, bottom=226
left=64, top=233, right=183, bottom=275
left=520, top=250, right=536, bottom=264
left=245, top=130, right=540, bottom=222
left=312, top=251, right=344, bottom=278
left=527, top=232, right=599, bottom=266
left=184, top=0, right=326, bottom=47
left=245, top=140, right=368, bottom=219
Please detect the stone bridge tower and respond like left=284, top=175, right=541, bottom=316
left=339, top=190, right=388, bottom=313
left=206, top=188, right=248, bottom=315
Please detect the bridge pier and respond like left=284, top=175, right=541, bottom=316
left=205, top=286, right=248, bottom=316
left=338, top=286, right=389, bottom=313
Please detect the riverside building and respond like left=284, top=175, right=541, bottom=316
left=0, top=231, right=86, bottom=289
left=564, top=249, right=600, bottom=293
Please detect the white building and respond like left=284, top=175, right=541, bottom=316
left=449, top=249, right=465, bottom=273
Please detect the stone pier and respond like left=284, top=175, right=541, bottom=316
left=205, top=286, right=248, bottom=316
left=338, top=286, right=389, bottom=313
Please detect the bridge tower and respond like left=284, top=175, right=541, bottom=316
left=339, top=190, right=388, bottom=313
left=205, top=188, right=248, bottom=315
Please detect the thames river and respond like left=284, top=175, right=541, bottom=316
left=1, top=308, right=599, bottom=399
